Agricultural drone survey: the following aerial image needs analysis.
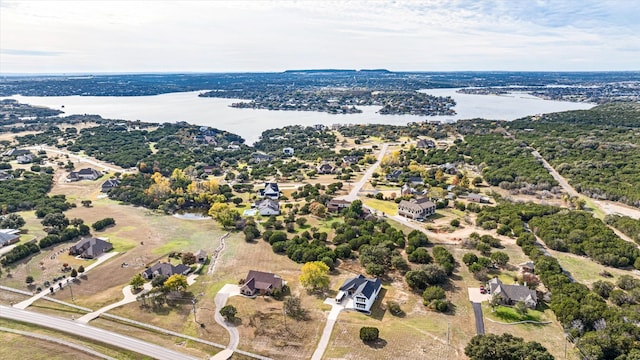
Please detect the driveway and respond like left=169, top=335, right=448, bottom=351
left=214, top=284, right=241, bottom=350
left=471, top=302, right=485, bottom=335
left=467, top=288, right=492, bottom=303
left=77, top=282, right=153, bottom=323
left=311, top=297, right=347, bottom=360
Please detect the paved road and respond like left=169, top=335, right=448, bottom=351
left=342, top=143, right=389, bottom=201
left=311, top=298, right=346, bottom=360
left=471, top=302, right=485, bottom=335
left=0, top=325, right=116, bottom=360
left=0, top=305, right=200, bottom=360
left=214, top=284, right=240, bottom=350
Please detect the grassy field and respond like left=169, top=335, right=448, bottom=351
left=363, top=198, right=398, bottom=216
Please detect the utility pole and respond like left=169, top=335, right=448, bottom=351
left=67, top=279, right=74, bottom=302
left=192, top=298, right=197, bottom=323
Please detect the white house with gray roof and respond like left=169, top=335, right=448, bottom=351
left=336, top=275, right=382, bottom=313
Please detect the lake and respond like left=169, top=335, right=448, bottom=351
left=4, top=88, right=594, bottom=144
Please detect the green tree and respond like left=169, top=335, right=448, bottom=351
left=130, top=274, right=145, bottom=290
left=422, top=286, right=446, bottom=304
left=70, top=268, right=78, bottom=278
left=359, top=327, right=379, bottom=342
left=465, top=333, right=553, bottom=360
left=490, top=251, right=510, bottom=267
left=26, top=275, right=34, bottom=285
left=463, top=253, right=478, bottom=266
left=151, top=274, right=168, bottom=288
left=0, top=214, right=26, bottom=229
left=77, top=265, right=85, bottom=274
left=220, top=304, right=237, bottom=321
left=299, top=261, right=330, bottom=292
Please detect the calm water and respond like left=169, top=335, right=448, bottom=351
left=4, top=89, right=593, bottom=144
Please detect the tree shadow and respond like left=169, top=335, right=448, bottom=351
left=364, top=338, right=388, bottom=349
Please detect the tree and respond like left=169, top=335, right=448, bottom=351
left=422, top=286, right=446, bottom=304
left=408, top=247, right=432, bottom=264
left=70, top=268, right=78, bottom=278
left=1, top=214, right=25, bottom=229
left=359, top=327, right=379, bottom=342
left=151, top=274, right=168, bottom=288
left=450, top=218, right=461, bottom=227
left=309, top=202, right=327, bottom=218
left=208, top=203, right=240, bottom=229
left=299, top=261, right=330, bottom=292
left=514, top=301, right=528, bottom=316
left=220, top=304, right=237, bottom=322
left=490, top=251, right=510, bottom=267
left=592, top=280, right=614, bottom=299
left=182, top=252, right=196, bottom=265
left=130, top=274, right=145, bottom=290
left=26, top=275, right=34, bottom=285
left=243, top=224, right=260, bottom=241
left=163, top=274, right=188, bottom=292
left=41, top=212, right=69, bottom=232
left=77, top=265, right=85, bottom=274
left=284, top=295, right=307, bottom=320
left=295, top=217, right=307, bottom=227
left=465, top=333, right=553, bottom=360
left=81, top=200, right=92, bottom=207
left=463, top=253, right=478, bottom=266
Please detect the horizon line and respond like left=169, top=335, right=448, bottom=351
left=2, top=69, right=640, bottom=77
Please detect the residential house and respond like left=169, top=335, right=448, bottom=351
left=227, top=142, right=241, bottom=150
left=252, top=153, right=273, bottom=163
left=16, top=153, right=34, bottom=164
left=441, top=163, right=458, bottom=175
left=407, top=176, right=424, bottom=185
left=283, top=147, right=295, bottom=156
left=255, top=198, right=280, bottom=216
left=0, top=230, right=20, bottom=247
left=68, top=237, right=113, bottom=259
left=240, top=270, right=284, bottom=296
left=467, top=193, right=490, bottom=204
left=386, top=169, right=403, bottom=181
left=258, top=182, right=280, bottom=199
left=398, top=198, right=436, bottom=220
left=342, top=155, right=359, bottom=166
left=101, top=179, right=121, bottom=192
left=400, top=184, right=417, bottom=196
left=67, top=168, right=102, bottom=182
left=519, top=261, right=535, bottom=273
left=2, top=148, right=30, bottom=157
left=202, top=166, right=216, bottom=175
left=313, top=124, right=326, bottom=131
left=416, top=139, right=436, bottom=149
left=0, top=171, right=14, bottom=181
left=142, top=262, right=191, bottom=280
left=327, top=199, right=351, bottom=213
left=316, top=162, right=336, bottom=175
left=487, top=277, right=538, bottom=308
left=195, top=249, right=208, bottom=263
left=336, top=274, right=382, bottom=313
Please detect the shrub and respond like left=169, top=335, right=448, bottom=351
left=92, top=217, right=115, bottom=231
left=359, top=327, right=379, bottom=342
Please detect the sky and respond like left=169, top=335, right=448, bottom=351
left=1, top=0, right=639, bottom=74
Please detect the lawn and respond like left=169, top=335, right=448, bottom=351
left=485, top=305, right=544, bottom=323
left=550, top=250, right=630, bottom=285
left=362, top=198, right=398, bottom=216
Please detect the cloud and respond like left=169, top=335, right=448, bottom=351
left=1, top=48, right=64, bottom=56
left=0, top=0, right=638, bottom=73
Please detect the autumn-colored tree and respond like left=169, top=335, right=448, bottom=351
left=299, top=261, right=330, bottom=292
left=163, top=274, right=188, bottom=292
left=308, top=202, right=327, bottom=218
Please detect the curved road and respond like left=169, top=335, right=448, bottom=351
left=0, top=305, right=200, bottom=360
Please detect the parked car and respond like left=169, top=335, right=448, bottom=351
left=480, top=285, right=486, bottom=294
